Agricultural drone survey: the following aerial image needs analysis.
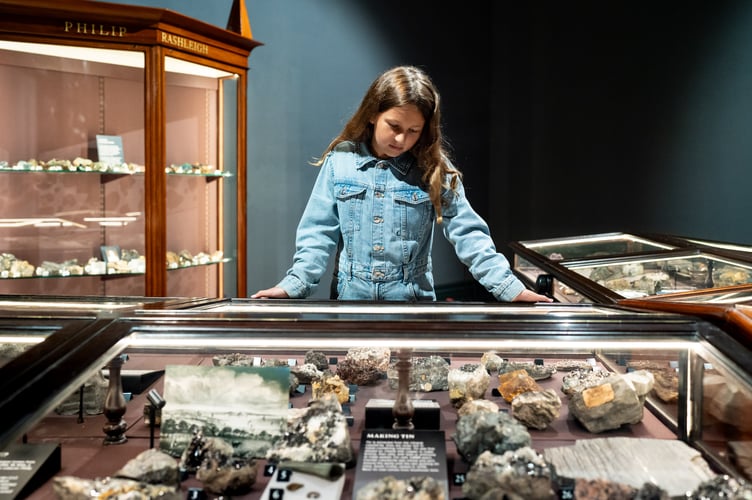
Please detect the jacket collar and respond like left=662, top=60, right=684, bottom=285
left=353, top=141, right=416, bottom=176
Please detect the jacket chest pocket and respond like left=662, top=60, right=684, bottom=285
left=335, top=183, right=367, bottom=234
left=394, top=189, right=432, bottom=239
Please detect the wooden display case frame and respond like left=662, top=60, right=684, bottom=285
left=0, top=0, right=261, bottom=297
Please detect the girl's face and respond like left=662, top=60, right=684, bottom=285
left=370, top=104, right=425, bottom=159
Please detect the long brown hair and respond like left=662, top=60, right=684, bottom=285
left=313, top=65, right=461, bottom=224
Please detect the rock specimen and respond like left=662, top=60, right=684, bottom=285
left=337, top=357, right=382, bottom=385
left=115, top=448, right=179, bottom=485
left=511, top=389, right=561, bottom=430
left=387, top=355, right=450, bottom=392
left=498, top=369, right=541, bottom=403
left=52, top=477, right=181, bottom=499
left=462, top=448, right=556, bottom=500
left=346, top=346, right=391, bottom=372
left=304, top=350, right=330, bottom=371
left=543, top=437, right=717, bottom=497
left=355, top=475, right=446, bottom=500
left=291, top=362, right=323, bottom=384
left=453, top=410, right=531, bottom=464
left=549, top=359, right=593, bottom=372
left=457, top=399, right=501, bottom=418
left=560, top=368, right=611, bottom=396
left=266, top=393, right=354, bottom=465
left=448, top=363, right=490, bottom=408
left=178, top=431, right=258, bottom=495
left=481, top=351, right=505, bottom=373
left=574, top=478, right=669, bottom=499
left=568, top=374, right=645, bottom=433
left=54, top=370, right=109, bottom=416
left=686, top=474, right=752, bottom=499
left=704, top=373, right=752, bottom=433
left=497, top=360, right=556, bottom=381
left=311, top=373, right=350, bottom=405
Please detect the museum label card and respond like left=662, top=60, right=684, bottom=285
left=95, top=134, right=124, bottom=165
left=353, top=429, right=448, bottom=498
left=0, top=442, right=60, bottom=499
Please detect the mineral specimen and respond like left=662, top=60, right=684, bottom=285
left=511, top=389, right=562, bottom=430
left=387, top=355, right=450, bottom=392
left=497, top=369, right=541, bottom=403
left=114, top=448, right=179, bottom=485
left=52, top=476, right=181, bottom=499
left=453, top=410, right=531, bottom=464
left=311, top=373, right=350, bottom=405
left=462, top=448, right=556, bottom=500
left=355, top=475, right=446, bottom=500
left=448, top=363, right=490, bottom=408
left=568, top=375, right=645, bottom=433
left=266, top=393, right=354, bottom=465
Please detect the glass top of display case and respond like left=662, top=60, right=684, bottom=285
left=511, top=232, right=676, bottom=261
left=2, top=300, right=752, bottom=497
left=565, top=251, right=752, bottom=299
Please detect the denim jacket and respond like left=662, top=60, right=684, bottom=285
left=277, top=141, right=525, bottom=301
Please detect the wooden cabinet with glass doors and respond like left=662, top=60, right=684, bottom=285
left=0, top=0, right=261, bottom=297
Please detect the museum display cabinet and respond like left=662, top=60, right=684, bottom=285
left=1, top=300, right=752, bottom=498
left=0, top=0, right=261, bottom=298
left=510, top=232, right=752, bottom=304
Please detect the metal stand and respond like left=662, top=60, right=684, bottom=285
left=392, top=349, right=415, bottom=430
left=102, top=354, right=128, bottom=445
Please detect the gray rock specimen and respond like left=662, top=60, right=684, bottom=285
left=574, top=478, right=669, bottom=499
left=457, top=399, right=500, bottom=418
left=498, top=360, right=556, bottom=381
left=304, top=349, right=330, bottom=371
left=568, top=374, right=644, bottom=433
left=462, top=448, right=556, bottom=500
left=54, top=371, right=109, bottom=416
left=481, top=352, right=505, bottom=373
left=212, top=352, right=255, bottom=366
left=115, top=448, right=179, bottom=486
left=355, top=475, right=446, bottom=500
left=560, top=368, right=611, bottom=396
left=686, top=475, right=752, bottom=499
left=549, top=359, right=594, bottom=372
left=388, top=355, right=450, bottom=392
left=266, top=393, right=354, bottom=464
left=543, top=437, right=717, bottom=497
left=291, top=362, right=323, bottom=384
left=178, top=430, right=257, bottom=495
left=52, top=476, right=181, bottom=499
left=453, top=409, right=531, bottom=464
left=448, top=363, right=490, bottom=408
left=511, top=389, right=562, bottom=430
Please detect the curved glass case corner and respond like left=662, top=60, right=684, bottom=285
left=566, top=252, right=752, bottom=300
left=511, top=232, right=676, bottom=262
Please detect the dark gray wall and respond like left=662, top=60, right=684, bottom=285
left=107, top=0, right=752, bottom=298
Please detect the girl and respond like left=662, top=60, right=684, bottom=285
left=252, top=65, right=551, bottom=303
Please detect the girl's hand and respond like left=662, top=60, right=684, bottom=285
left=251, top=287, right=290, bottom=299
left=512, top=289, right=553, bottom=303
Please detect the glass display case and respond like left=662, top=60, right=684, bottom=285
left=511, top=233, right=752, bottom=304
left=2, top=300, right=751, bottom=498
left=0, top=0, right=261, bottom=298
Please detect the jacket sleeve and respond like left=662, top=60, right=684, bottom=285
left=440, top=179, right=525, bottom=302
left=276, top=159, right=340, bottom=298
